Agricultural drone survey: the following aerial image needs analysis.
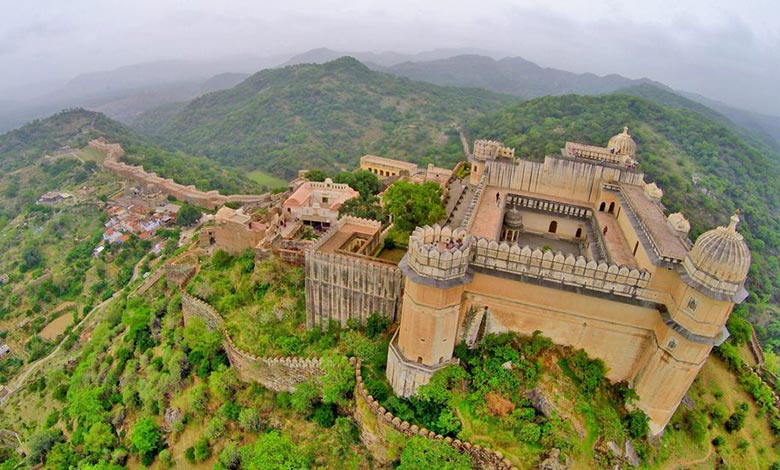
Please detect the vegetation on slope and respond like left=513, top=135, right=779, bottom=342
left=464, top=94, right=780, bottom=323
left=133, top=57, right=517, bottom=179
left=0, top=108, right=261, bottom=202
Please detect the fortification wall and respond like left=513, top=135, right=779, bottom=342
left=305, top=251, right=404, bottom=328
left=165, top=253, right=198, bottom=289
left=353, top=362, right=516, bottom=470
left=92, top=139, right=270, bottom=210
left=179, top=292, right=518, bottom=468
left=181, top=293, right=323, bottom=391
left=485, top=156, right=643, bottom=204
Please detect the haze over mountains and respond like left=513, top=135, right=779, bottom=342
left=2, top=47, right=779, bottom=149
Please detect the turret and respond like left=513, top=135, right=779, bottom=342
left=387, top=225, right=473, bottom=396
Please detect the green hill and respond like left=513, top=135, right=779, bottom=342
left=0, top=109, right=261, bottom=212
left=132, top=57, right=517, bottom=179
left=464, top=94, right=780, bottom=312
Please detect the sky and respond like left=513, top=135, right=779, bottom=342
left=1, top=0, right=778, bottom=115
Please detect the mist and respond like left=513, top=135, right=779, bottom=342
left=1, top=0, right=778, bottom=115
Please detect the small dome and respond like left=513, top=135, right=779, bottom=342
left=644, top=182, right=663, bottom=201
left=503, top=206, right=523, bottom=229
left=682, top=213, right=751, bottom=301
left=608, top=126, right=637, bottom=157
left=667, top=213, right=690, bottom=235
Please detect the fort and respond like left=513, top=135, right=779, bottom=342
left=381, top=128, right=751, bottom=434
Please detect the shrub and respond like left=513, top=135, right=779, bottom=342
left=312, top=404, right=337, bottom=427
left=624, top=409, right=650, bottom=439
left=397, top=436, right=471, bottom=470
left=238, top=407, right=263, bottom=433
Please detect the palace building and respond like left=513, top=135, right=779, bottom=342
left=384, top=128, right=751, bottom=434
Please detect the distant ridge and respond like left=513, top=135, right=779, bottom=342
left=132, top=57, right=517, bottom=178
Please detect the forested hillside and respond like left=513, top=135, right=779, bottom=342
left=132, top=57, right=517, bottom=179
left=0, top=109, right=261, bottom=202
left=464, top=94, right=780, bottom=321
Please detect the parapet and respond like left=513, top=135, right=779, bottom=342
left=473, top=140, right=516, bottom=161
left=404, top=225, right=473, bottom=283
left=471, top=238, right=652, bottom=298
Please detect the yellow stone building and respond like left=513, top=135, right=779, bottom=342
left=386, top=128, right=751, bottom=434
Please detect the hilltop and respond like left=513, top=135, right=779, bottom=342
left=132, top=57, right=517, bottom=179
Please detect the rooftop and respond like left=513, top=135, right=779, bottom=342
left=618, top=183, right=689, bottom=262
left=317, top=221, right=382, bottom=255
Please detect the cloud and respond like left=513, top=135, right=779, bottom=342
left=0, top=0, right=777, bottom=114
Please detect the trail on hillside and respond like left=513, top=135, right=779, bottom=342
left=1, top=257, right=148, bottom=404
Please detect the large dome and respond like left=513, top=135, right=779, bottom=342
left=681, top=213, right=751, bottom=301
left=608, top=126, right=637, bottom=157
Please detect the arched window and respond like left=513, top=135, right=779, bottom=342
left=599, top=202, right=606, bottom=212
left=608, top=202, right=616, bottom=213
left=549, top=221, right=558, bottom=233
left=575, top=228, right=582, bottom=239
left=417, top=356, right=423, bottom=364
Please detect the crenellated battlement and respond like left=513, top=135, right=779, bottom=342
left=472, top=140, right=516, bottom=161
left=406, top=225, right=473, bottom=281
left=471, top=238, right=651, bottom=297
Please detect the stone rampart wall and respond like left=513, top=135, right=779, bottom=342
left=92, top=139, right=270, bottom=210
left=180, top=293, right=323, bottom=391
left=165, top=253, right=198, bottom=289
left=179, top=292, right=517, bottom=467
left=353, top=362, right=516, bottom=470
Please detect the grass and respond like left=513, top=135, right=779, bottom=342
left=649, top=353, right=780, bottom=469
left=74, top=147, right=107, bottom=163
left=247, top=170, right=287, bottom=190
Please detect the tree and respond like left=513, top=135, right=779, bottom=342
left=176, top=203, right=203, bottom=226
left=382, top=181, right=446, bottom=233
left=83, top=421, right=116, bottom=460
left=624, top=409, right=650, bottom=439
left=129, top=416, right=161, bottom=463
left=333, top=170, right=381, bottom=196
left=21, top=245, right=44, bottom=271
left=239, top=431, right=309, bottom=469
left=290, top=380, right=320, bottom=415
left=321, top=353, right=355, bottom=406
left=26, top=428, right=64, bottom=465
left=397, top=436, right=471, bottom=470
left=338, top=195, right=386, bottom=222
left=305, top=169, right=328, bottom=182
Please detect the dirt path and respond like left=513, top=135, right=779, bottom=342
left=1, top=257, right=147, bottom=405
left=672, top=445, right=714, bottom=469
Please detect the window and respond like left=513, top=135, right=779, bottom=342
left=608, top=202, right=615, bottom=213
left=548, top=221, right=558, bottom=233
left=599, top=202, right=606, bottom=212
left=575, top=227, right=582, bottom=239
left=687, top=297, right=697, bottom=311
left=417, top=357, right=422, bottom=363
